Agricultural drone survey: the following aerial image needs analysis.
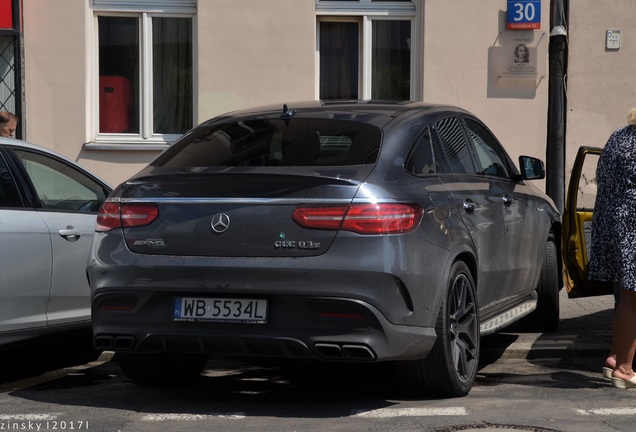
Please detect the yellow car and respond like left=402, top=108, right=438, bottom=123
left=562, top=146, right=614, bottom=298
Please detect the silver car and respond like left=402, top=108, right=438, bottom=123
left=88, top=101, right=561, bottom=397
left=0, top=138, right=111, bottom=346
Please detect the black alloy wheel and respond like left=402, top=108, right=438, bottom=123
left=395, top=260, right=479, bottom=397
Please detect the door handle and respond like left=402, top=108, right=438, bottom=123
left=463, top=199, right=476, bottom=213
left=59, top=228, right=81, bottom=242
left=502, top=195, right=513, bottom=206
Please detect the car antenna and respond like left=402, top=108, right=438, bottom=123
left=280, top=104, right=296, bottom=119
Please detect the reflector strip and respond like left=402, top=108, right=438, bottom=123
left=317, top=312, right=365, bottom=319
left=99, top=306, right=135, bottom=312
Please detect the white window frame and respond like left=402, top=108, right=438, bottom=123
left=316, top=0, right=421, bottom=101
left=88, top=0, right=197, bottom=150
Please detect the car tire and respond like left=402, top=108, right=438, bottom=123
left=517, top=235, right=560, bottom=332
left=116, top=352, right=209, bottom=384
left=395, top=260, right=479, bottom=397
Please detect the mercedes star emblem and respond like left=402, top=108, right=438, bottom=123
left=211, top=213, right=230, bottom=233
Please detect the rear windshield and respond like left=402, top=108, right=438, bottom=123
left=155, top=118, right=382, bottom=167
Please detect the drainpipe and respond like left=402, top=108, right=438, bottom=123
left=546, top=0, right=568, bottom=213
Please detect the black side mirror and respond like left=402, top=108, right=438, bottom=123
left=518, top=155, right=545, bottom=180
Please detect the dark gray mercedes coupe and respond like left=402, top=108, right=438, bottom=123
left=87, top=100, right=561, bottom=397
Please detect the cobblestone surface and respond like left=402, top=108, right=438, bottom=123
left=489, top=289, right=615, bottom=358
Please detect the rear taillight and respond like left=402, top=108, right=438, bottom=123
left=96, top=202, right=159, bottom=232
left=292, top=203, right=422, bottom=234
left=292, top=206, right=349, bottom=230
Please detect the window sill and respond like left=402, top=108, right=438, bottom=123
left=83, top=142, right=171, bottom=151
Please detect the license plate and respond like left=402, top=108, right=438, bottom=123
left=174, top=297, right=268, bottom=324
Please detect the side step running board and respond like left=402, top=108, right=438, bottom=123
left=479, top=299, right=537, bottom=336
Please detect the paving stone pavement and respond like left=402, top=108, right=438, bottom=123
left=486, top=288, right=615, bottom=359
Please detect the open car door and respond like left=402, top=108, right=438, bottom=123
left=562, top=146, right=614, bottom=298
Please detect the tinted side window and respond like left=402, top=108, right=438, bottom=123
left=405, top=127, right=436, bottom=176
left=0, top=154, right=22, bottom=208
left=464, top=118, right=510, bottom=179
left=14, top=150, right=107, bottom=213
left=157, top=119, right=382, bottom=167
left=430, top=117, right=473, bottom=174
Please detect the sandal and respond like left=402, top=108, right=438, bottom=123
left=611, top=374, right=636, bottom=389
left=602, top=367, right=612, bottom=380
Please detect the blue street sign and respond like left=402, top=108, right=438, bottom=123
left=507, top=0, right=541, bottom=30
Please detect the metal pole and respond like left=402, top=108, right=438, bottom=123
left=546, top=0, right=568, bottom=213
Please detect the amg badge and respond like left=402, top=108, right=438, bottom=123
left=133, top=239, right=166, bottom=248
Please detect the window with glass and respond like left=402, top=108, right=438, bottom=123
left=94, top=5, right=194, bottom=144
left=155, top=118, right=382, bottom=168
left=0, top=34, right=17, bottom=114
left=0, top=154, right=21, bottom=208
left=317, top=1, right=417, bottom=101
left=14, top=150, right=108, bottom=213
left=463, top=118, right=510, bottom=179
left=405, top=128, right=436, bottom=176
left=431, top=117, right=473, bottom=175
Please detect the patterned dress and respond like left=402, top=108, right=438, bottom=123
left=588, top=124, right=636, bottom=291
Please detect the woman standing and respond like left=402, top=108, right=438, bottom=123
left=589, top=108, right=636, bottom=389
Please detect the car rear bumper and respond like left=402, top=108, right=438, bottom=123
left=91, top=291, right=437, bottom=362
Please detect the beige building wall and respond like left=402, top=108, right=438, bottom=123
left=22, top=0, right=89, bottom=161
left=197, top=0, right=316, bottom=121
left=22, top=0, right=155, bottom=186
left=566, top=0, right=636, bottom=180
left=423, top=0, right=550, bottom=178
left=22, top=0, right=552, bottom=188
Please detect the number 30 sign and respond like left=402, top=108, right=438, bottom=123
left=507, top=0, right=541, bottom=30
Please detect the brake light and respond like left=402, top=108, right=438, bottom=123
left=292, top=206, right=348, bottom=230
left=96, top=202, right=159, bottom=232
left=293, top=203, right=422, bottom=234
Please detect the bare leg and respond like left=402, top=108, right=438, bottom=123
left=608, top=281, right=621, bottom=367
left=606, top=281, right=622, bottom=369
left=611, top=289, right=636, bottom=381
left=603, top=282, right=622, bottom=379
left=603, top=324, right=618, bottom=380
left=606, top=316, right=618, bottom=368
